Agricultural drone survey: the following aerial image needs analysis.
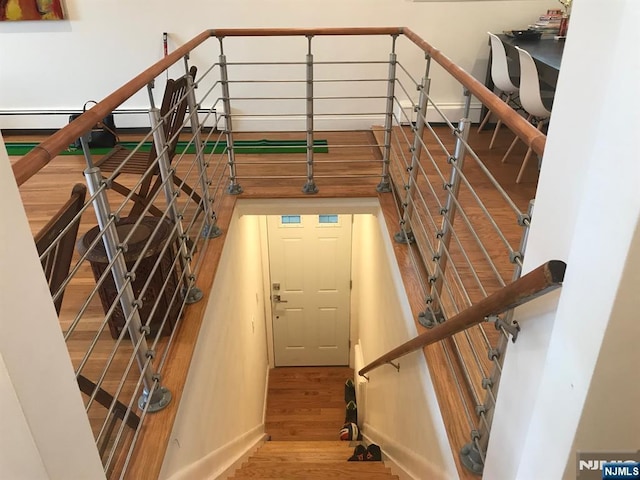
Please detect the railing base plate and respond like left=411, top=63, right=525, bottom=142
left=394, top=230, right=415, bottom=244
left=302, top=181, right=318, bottom=194
left=138, top=386, right=172, bottom=413
left=202, top=223, right=223, bottom=239
left=227, top=183, right=243, bottom=195
left=183, top=286, right=204, bottom=304
left=418, top=309, right=445, bottom=328
left=376, top=181, right=391, bottom=193
left=460, top=442, right=484, bottom=475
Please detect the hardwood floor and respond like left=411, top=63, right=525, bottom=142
left=237, top=367, right=398, bottom=480
left=265, top=366, right=354, bottom=441
left=7, top=124, right=540, bottom=479
left=228, top=441, right=399, bottom=479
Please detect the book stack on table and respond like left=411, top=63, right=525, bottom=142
left=529, top=9, right=563, bottom=35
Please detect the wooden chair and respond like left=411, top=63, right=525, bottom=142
left=35, top=184, right=141, bottom=460
left=76, top=374, right=141, bottom=459
left=34, top=183, right=87, bottom=315
left=95, top=66, right=202, bottom=217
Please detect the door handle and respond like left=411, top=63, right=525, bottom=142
left=272, top=295, right=288, bottom=303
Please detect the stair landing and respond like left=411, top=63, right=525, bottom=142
left=228, top=440, right=399, bottom=479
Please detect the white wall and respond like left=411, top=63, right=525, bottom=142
left=159, top=212, right=270, bottom=480
left=484, top=1, right=640, bottom=479
left=0, top=134, right=105, bottom=479
left=0, top=0, right=557, bottom=130
left=351, top=211, right=458, bottom=480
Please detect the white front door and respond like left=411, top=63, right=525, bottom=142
left=267, top=214, right=352, bottom=366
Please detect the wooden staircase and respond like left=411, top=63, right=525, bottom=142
left=229, top=367, right=399, bottom=478
left=228, top=440, right=399, bottom=479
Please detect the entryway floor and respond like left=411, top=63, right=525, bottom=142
left=265, top=366, right=354, bottom=441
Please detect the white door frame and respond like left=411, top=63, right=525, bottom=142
left=234, top=197, right=381, bottom=368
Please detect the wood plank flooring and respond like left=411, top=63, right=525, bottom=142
left=238, top=368, right=398, bottom=480
left=6, top=124, right=539, bottom=479
left=265, top=366, right=353, bottom=441
left=228, top=441, right=399, bottom=479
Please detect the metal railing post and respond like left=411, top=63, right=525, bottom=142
left=183, top=58, right=222, bottom=239
left=377, top=34, right=399, bottom=193
left=148, top=107, right=204, bottom=305
left=83, top=162, right=171, bottom=413
left=393, top=74, right=430, bottom=245
left=219, top=39, right=243, bottom=195
left=420, top=114, right=471, bottom=328
left=460, top=200, right=534, bottom=475
left=303, top=35, right=318, bottom=194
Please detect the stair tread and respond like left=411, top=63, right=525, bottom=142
left=230, top=464, right=398, bottom=479
left=230, top=475, right=397, bottom=479
left=258, top=440, right=352, bottom=449
left=248, top=454, right=358, bottom=462
left=240, top=461, right=391, bottom=470
left=231, top=474, right=398, bottom=479
left=229, top=440, right=398, bottom=479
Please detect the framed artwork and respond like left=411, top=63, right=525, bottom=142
left=0, top=0, right=65, bottom=21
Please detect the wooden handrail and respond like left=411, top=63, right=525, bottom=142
left=401, top=27, right=546, bottom=157
left=11, top=30, right=214, bottom=187
left=211, top=27, right=404, bottom=37
left=358, top=260, right=566, bottom=377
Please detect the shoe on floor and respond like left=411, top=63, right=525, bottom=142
left=345, top=399, right=358, bottom=424
left=345, top=378, right=356, bottom=403
left=339, top=422, right=359, bottom=441
left=348, top=444, right=367, bottom=461
left=366, top=444, right=382, bottom=461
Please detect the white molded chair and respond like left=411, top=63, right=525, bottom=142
left=502, top=46, right=552, bottom=183
left=478, top=32, right=519, bottom=149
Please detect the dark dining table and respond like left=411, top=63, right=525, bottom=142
left=480, top=33, right=565, bottom=122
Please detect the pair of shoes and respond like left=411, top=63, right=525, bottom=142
left=347, top=444, right=382, bottom=461
left=345, top=400, right=357, bottom=424
left=365, top=444, right=382, bottom=461
left=345, top=378, right=356, bottom=403
left=347, top=444, right=367, bottom=461
left=339, top=422, right=360, bottom=441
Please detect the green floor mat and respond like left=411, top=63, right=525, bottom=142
left=5, top=139, right=329, bottom=156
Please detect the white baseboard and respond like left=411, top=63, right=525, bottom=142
left=163, top=366, right=270, bottom=480
left=362, top=424, right=456, bottom=480
left=1, top=103, right=481, bottom=131
left=163, top=424, right=266, bottom=480
left=395, top=102, right=483, bottom=126
left=0, top=109, right=219, bottom=130
left=214, top=428, right=268, bottom=480
left=262, top=364, right=270, bottom=425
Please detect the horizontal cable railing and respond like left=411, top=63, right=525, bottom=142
left=16, top=57, right=228, bottom=478
left=8, top=27, right=553, bottom=479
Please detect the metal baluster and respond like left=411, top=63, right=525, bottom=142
left=148, top=102, right=204, bottom=306
left=183, top=56, right=222, bottom=238
left=377, top=34, right=399, bottom=193
left=460, top=200, right=534, bottom=474
left=421, top=91, right=472, bottom=328
left=219, top=39, right=242, bottom=195
left=302, top=35, right=318, bottom=194
left=394, top=71, right=430, bottom=246
left=82, top=156, right=171, bottom=413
